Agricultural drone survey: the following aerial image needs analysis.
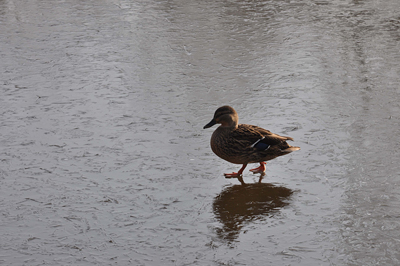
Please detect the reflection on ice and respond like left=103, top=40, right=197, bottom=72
left=213, top=183, right=293, bottom=243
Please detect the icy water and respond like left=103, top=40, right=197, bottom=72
left=1, top=0, right=400, bottom=265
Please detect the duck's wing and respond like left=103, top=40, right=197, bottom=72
left=236, top=124, right=293, bottom=146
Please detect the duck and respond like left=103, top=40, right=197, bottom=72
left=203, top=105, right=300, bottom=184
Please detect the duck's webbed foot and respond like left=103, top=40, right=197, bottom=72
left=224, top=164, right=247, bottom=185
left=250, top=162, right=267, bottom=174
left=224, top=172, right=242, bottom=178
left=223, top=172, right=246, bottom=185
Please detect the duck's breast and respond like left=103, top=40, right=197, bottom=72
left=210, top=128, right=251, bottom=164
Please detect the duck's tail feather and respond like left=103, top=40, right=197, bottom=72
left=281, top=146, right=300, bottom=153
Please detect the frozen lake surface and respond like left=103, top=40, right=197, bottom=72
left=1, top=0, right=400, bottom=265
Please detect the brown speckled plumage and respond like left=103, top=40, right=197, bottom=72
left=203, top=106, right=300, bottom=184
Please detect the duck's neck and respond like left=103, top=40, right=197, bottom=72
left=220, top=115, right=239, bottom=129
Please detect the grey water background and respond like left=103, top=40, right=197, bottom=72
left=1, top=0, right=400, bottom=265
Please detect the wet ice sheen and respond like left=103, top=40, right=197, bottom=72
left=1, top=0, right=400, bottom=265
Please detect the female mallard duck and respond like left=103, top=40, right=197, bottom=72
left=203, top=106, right=300, bottom=184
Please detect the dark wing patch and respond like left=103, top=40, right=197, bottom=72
left=254, top=142, right=270, bottom=151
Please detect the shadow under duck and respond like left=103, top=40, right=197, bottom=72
left=203, top=106, right=300, bottom=185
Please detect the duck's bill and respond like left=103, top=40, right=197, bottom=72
left=203, top=119, right=217, bottom=129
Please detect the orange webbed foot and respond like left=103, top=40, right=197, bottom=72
left=224, top=172, right=242, bottom=178
left=224, top=172, right=246, bottom=185
left=223, top=164, right=247, bottom=185
left=250, top=162, right=267, bottom=174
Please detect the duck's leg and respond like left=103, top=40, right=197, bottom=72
left=224, top=164, right=247, bottom=178
left=250, top=162, right=267, bottom=174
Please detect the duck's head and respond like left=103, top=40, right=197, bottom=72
left=203, top=105, right=239, bottom=129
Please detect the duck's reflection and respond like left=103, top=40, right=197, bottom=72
left=213, top=183, right=293, bottom=243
